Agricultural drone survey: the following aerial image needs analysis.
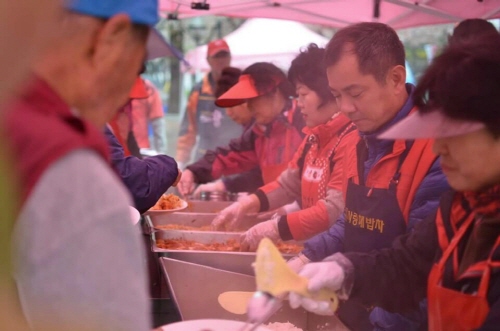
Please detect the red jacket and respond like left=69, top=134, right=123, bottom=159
left=187, top=100, right=305, bottom=185
left=257, top=114, right=356, bottom=240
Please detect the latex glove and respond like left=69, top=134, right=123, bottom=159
left=256, top=201, right=300, bottom=221
left=240, top=218, right=280, bottom=252
left=177, top=169, right=196, bottom=197
left=246, top=291, right=282, bottom=324
left=192, top=180, right=226, bottom=198
left=288, top=260, right=345, bottom=315
left=287, top=253, right=310, bottom=274
left=211, top=195, right=256, bottom=230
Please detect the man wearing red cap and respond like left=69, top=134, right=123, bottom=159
left=176, top=38, right=243, bottom=167
left=105, top=76, right=181, bottom=213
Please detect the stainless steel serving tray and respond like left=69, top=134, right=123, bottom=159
left=159, top=257, right=349, bottom=330
left=151, top=230, right=297, bottom=275
left=148, top=211, right=259, bottom=232
left=183, top=200, right=233, bottom=213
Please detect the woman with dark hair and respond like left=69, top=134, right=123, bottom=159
left=230, top=44, right=356, bottom=250
left=288, top=32, right=500, bottom=331
left=178, top=62, right=305, bottom=200
left=448, top=18, right=498, bottom=45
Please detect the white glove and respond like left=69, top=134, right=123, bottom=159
left=256, top=201, right=300, bottom=221
left=287, top=253, right=310, bottom=274
left=211, top=195, right=257, bottom=231
left=240, top=218, right=280, bottom=252
left=288, top=260, right=345, bottom=315
left=177, top=169, right=196, bottom=197
left=192, top=180, right=226, bottom=198
left=246, top=291, right=282, bottom=323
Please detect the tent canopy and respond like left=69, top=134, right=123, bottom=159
left=184, top=18, right=329, bottom=72
left=160, top=0, right=500, bottom=30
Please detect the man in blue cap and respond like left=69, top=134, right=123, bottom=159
left=2, top=1, right=161, bottom=330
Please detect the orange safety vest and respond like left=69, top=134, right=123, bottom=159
left=428, top=194, right=500, bottom=331
left=341, top=132, right=437, bottom=223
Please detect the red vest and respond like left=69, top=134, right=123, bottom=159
left=3, top=76, right=109, bottom=204
left=428, top=193, right=500, bottom=331
left=300, top=114, right=354, bottom=208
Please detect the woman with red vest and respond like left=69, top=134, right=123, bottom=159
left=177, top=62, right=305, bottom=196
left=287, top=31, right=500, bottom=331
left=217, top=44, right=355, bottom=248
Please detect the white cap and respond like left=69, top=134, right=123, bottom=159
left=379, top=110, right=485, bottom=140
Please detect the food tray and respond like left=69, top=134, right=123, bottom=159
left=183, top=200, right=233, bottom=213
left=159, top=257, right=349, bottom=330
left=148, top=211, right=259, bottom=232
left=152, top=230, right=300, bottom=257
left=153, top=229, right=241, bottom=244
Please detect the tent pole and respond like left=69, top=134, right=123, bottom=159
left=385, top=0, right=462, bottom=21
left=386, top=0, right=433, bottom=26
left=482, top=5, right=500, bottom=19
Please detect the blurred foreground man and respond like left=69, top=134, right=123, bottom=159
left=0, top=2, right=63, bottom=330
left=2, top=1, right=159, bottom=330
left=0, top=0, right=62, bottom=107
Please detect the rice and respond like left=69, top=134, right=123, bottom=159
left=265, top=322, right=303, bottom=331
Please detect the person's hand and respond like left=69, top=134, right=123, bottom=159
left=255, top=201, right=300, bottom=220
left=177, top=169, right=196, bottom=197
left=256, top=208, right=286, bottom=221
left=211, top=194, right=258, bottom=230
left=172, top=168, right=182, bottom=187
left=240, top=218, right=280, bottom=252
left=288, top=260, right=345, bottom=315
left=246, top=291, right=282, bottom=324
left=211, top=201, right=246, bottom=231
left=287, top=253, right=310, bottom=273
left=192, top=180, right=226, bottom=198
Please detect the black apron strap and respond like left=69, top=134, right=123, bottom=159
left=389, top=141, right=412, bottom=190
left=356, top=139, right=369, bottom=186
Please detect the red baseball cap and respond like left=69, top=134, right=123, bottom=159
left=207, top=39, right=230, bottom=57
left=215, top=74, right=259, bottom=108
left=378, top=109, right=486, bottom=140
left=129, top=77, right=149, bottom=99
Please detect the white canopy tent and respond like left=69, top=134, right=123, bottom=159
left=183, top=18, right=330, bottom=72
left=160, top=0, right=500, bottom=30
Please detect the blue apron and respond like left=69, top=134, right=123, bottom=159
left=339, top=142, right=410, bottom=330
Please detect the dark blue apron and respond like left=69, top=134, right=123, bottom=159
left=338, top=142, right=410, bottom=330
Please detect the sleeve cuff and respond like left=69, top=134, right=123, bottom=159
left=277, top=215, right=294, bottom=241
left=255, top=189, right=270, bottom=212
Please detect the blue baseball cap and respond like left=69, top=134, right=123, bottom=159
left=66, top=0, right=186, bottom=61
left=67, top=0, right=159, bottom=26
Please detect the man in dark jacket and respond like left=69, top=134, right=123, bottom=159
left=287, top=31, right=500, bottom=331
left=104, top=126, right=180, bottom=213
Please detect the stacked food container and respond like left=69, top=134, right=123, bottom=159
left=145, top=197, right=348, bottom=331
